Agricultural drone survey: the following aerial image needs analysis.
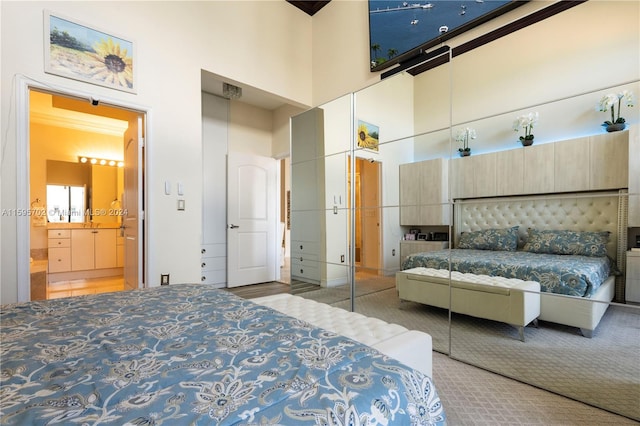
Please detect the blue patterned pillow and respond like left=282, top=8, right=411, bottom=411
left=457, top=226, right=519, bottom=251
left=522, top=229, right=610, bottom=257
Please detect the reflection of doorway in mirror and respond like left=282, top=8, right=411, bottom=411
left=354, top=158, right=382, bottom=274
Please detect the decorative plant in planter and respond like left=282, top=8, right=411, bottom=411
left=596, top=90, right=635, bottom=132
left=513, top=111, right=538, bottom=146
left=455, top=127, right=476, bottom=157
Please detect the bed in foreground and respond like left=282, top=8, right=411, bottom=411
left=0, top=284, right=446, bottom=425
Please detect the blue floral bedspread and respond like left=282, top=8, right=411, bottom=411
left=0, top=284, right=446, bottom=425
left=402, top=249, right=611, bottom=297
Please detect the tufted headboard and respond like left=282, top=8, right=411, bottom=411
left=453, top=191, right=627, bottom=265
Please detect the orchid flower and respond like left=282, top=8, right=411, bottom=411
left=596, top=90, right=635, bottom=124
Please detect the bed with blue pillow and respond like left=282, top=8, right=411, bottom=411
left=403, top=227, right=614, bottom=298
left=399, top=192, right=623, bottom=337
left=0, top=284, right=446, bottom=425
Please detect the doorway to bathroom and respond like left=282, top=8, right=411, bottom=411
left=25, top=87, right=145, bottom=300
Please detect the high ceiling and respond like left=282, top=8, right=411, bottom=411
left=201, top=1, right=331, bottom=110
left=286, top=1, right=331, bottom=16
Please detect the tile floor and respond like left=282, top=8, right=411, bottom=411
left=47, top=276, right=124, bottom=299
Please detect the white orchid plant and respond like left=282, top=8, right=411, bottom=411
left=513, top=111, right=538, bottom=142
left=596, top=90, right=635, bottom=125
left=455, top=127, right=476, bottom=153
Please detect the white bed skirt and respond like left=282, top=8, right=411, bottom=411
left=539, top=275, right=615, bottom=337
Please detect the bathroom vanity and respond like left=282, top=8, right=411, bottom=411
left=48, top=224, right=123, bottom=281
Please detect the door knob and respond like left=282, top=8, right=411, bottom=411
left=229, top=224, right=240, bottom=229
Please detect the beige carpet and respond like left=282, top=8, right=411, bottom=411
left=299, top=279, right=640, bottom=424
left=432, top=352, right=639, bottom=425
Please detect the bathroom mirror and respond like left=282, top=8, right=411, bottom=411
left=46, top=159, right=122, bottom=224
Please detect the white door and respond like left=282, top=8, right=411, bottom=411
left=227, top=152, right=277, bottom=287
left=123, top=115, right=143, bottom=291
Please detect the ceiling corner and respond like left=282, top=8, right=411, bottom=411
left=286, top=1, right=331, bottom=16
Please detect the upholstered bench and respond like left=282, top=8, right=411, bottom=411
left=396, top=267, right=541, bottom=341
left=250, top=293, right=433, bottom=377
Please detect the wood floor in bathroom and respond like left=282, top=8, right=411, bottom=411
left=47, top=276, right=124, bottom=299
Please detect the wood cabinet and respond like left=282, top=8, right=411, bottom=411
left=451, top=154, right=496, bottom=199
left=400, top=158, right=449, bottom=226
left=71, top=229, right=117, bottom=271
left=472, top=154, right=497, bottom=198
left=626, top=250, right=640, bottom=303
left=450, top=131, right=629, bottom=199
left=399, top=161, right=421, bottom=224
left=48, top=228, right=118, bottom=274
left=554, top=137, right=589, bottom=193
left=523, top=143, right=554, bottom=194
left=48, top=229, right=71, bottom=273
left=94, top=230, right=117, bottom=269
left=495, top=149, right=523, bottom=196
left=590, top=131, right=629, bottom=190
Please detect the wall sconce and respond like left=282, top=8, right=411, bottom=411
left=78, top=156, right=124, bottom=167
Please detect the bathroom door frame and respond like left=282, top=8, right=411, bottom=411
left=15, top=76, right=150, bottom=302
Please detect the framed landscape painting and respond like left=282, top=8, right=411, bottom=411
left=356, top=119, right=379, bottom=152
left=44, top=11, right=136, bottom=93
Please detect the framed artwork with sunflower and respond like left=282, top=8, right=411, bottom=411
left=356, top=120, right=379, bottom=152
left=44, top=11, right=136, bottom=93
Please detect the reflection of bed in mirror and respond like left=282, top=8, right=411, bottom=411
left=398, top=192, right=625, bottom=337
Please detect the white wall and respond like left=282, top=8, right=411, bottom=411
left=229, top=101, right=273, bottom=157
left=273, top=104, right=306, bottom=158
left=1, top=1, right=312, bottom=304
left=311, top=0, right=380, bottom=106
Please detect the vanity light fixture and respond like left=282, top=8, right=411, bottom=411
left=78, top=156, right=124, bottom=167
